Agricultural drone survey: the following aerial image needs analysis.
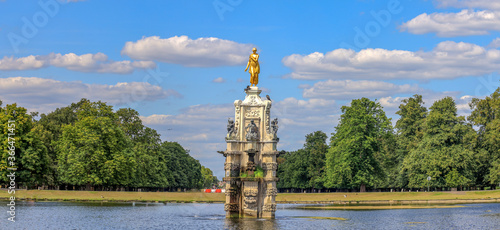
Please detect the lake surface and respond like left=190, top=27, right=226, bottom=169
left=1, top=201, right=500, bottom=229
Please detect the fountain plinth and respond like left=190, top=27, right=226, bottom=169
left=221, top=86, right=279, bottom=218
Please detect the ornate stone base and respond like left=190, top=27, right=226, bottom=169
left=222, top=86, right=278, bottom=219
left=261, top=211, right=275, bottom=219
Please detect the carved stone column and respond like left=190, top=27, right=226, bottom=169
left=221, top=86, right=279, bottom=218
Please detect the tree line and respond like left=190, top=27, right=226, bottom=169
left=0, top=98, right=217, bottom=191
left=278, top=86, right=500, bottom=192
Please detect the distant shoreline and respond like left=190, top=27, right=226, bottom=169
left=1, top=190, right=499, bottom=209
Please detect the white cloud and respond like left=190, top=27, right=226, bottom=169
left=274, top=97, right=337, bottom=118
left=212, top=77, right=226, bottom=83
left=0, top=53, right=155, bottom=74
left=456, top=94, right=476, bottom=116
left=301, top=80, right=423, bottom=100
left=140, top=104, right=234, bottom=152
left=400, top=9, right=500, bottom=37
left=379, top=96, right=406, bottom=110
left=434, top=0, right=500, bottom=10
left=141, top=104, right=232, bottom=128
left=272, top=97, right=338, bottom=152
left=282, top=41, right=500, bottom=80
left=380, top=89, right=466, bottom=117
left=121, top=35, right=254, bottom=67
left=0, top=77, right=179, bottom=114
left=489, top=38, right=500, bottom=48
left=0, top=55, right=46, bottom=70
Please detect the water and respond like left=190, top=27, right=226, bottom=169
left=1, top=201, right=500, bottom=229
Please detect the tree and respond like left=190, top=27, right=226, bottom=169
left=201, top=166, right=217, bottom=188
left=396, top=95, right=428, bottom=150
left=276, top=151, right=292, bottom=189
left=281, top=149, right=310, bottom=190
left=36, top=98, right=102, bottom=187
left=0, top=103, right=50, bottom=188
left=304, top=131, right=328, bottom=190
left=116, top=108, right=144, bottom=141
left=468, top=86, right=500, bottom=186
left=394, top=95, right=428, bottom=187
left=130, top=127, right=169, bottom=189
left=276, top=131, right=328, bottom=191
left=325, top=98, right=391, bottom=192
left=402, top=97, right=476, bottom=189
left=0, top=98, right=210, bottom=191
left=162, top=142, right=203, bottom=190
left=373, top=128, right=398, bottom=188
left=115, top=108, right=169, bottom=189
left=287, top=149, right=309, bottom=189
left=56, top=100, right=135, bottom=189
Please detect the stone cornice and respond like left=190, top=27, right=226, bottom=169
left=261, top=151, right=279, bottom=156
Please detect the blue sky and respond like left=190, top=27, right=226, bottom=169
left=1, top=0, right=500, bottom=179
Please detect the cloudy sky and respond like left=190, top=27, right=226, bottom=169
left=1, top=0, right=499, bottom=179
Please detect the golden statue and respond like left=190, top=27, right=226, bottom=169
left=245, top=48, right=260, bottom=87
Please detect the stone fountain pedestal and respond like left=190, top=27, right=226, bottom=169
left=221, top=86, right=279, bottom=218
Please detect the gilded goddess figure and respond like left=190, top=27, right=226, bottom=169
left=245, top=48, right=260, bottom=87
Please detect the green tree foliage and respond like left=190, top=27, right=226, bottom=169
left=0, top=98, right=214, bottom=190
left=394, top=95, right=428, bottom=187
left=56, top=107, right=135, bottom=188
left=402, top=97, right=476, bottom=189
left=304, top=131, right=328, bottom=189
left=373, top=129, right=398, bottom=188
left=469, top=86, right=500, bottom=186
left=0, top=104, right=50, bottom=187
left=201, top=166, right=218, bottom=188
left=162, top=142, right=203, bottom=190
left=5, top=92, right=499, bottom=192
left=131, top=127, right=170, bottom=189
left=396, top=95, right=428, bottom=150
left=277, top=131, right=328, bottom=191
left=325, top=98, right=391, bottom=191
left=277, top=149, right=308, bottom=189
left=116, top=108, right=144, bottom=141
left=115, top=108, right=170, bottom=189
left=36, top=98, right=100, bottom=186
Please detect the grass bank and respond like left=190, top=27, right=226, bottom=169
left=0, top=190, right=225, bottom=203
left=1, top=190, right=499, bottom=206
left=300, top=204, right=466, bottom=210
left=276, top=190, right=500, bottom=204
left=278, top=190, right=500, bottom=209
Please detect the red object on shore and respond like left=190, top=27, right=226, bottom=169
left=215, top=189, right=222, bottom=193
left=205, top=189, right=211, bottom=193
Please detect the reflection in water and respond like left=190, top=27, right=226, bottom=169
left=0, top=201, right=499, bottom=229
left=224, top=217, right=278, bottom=230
